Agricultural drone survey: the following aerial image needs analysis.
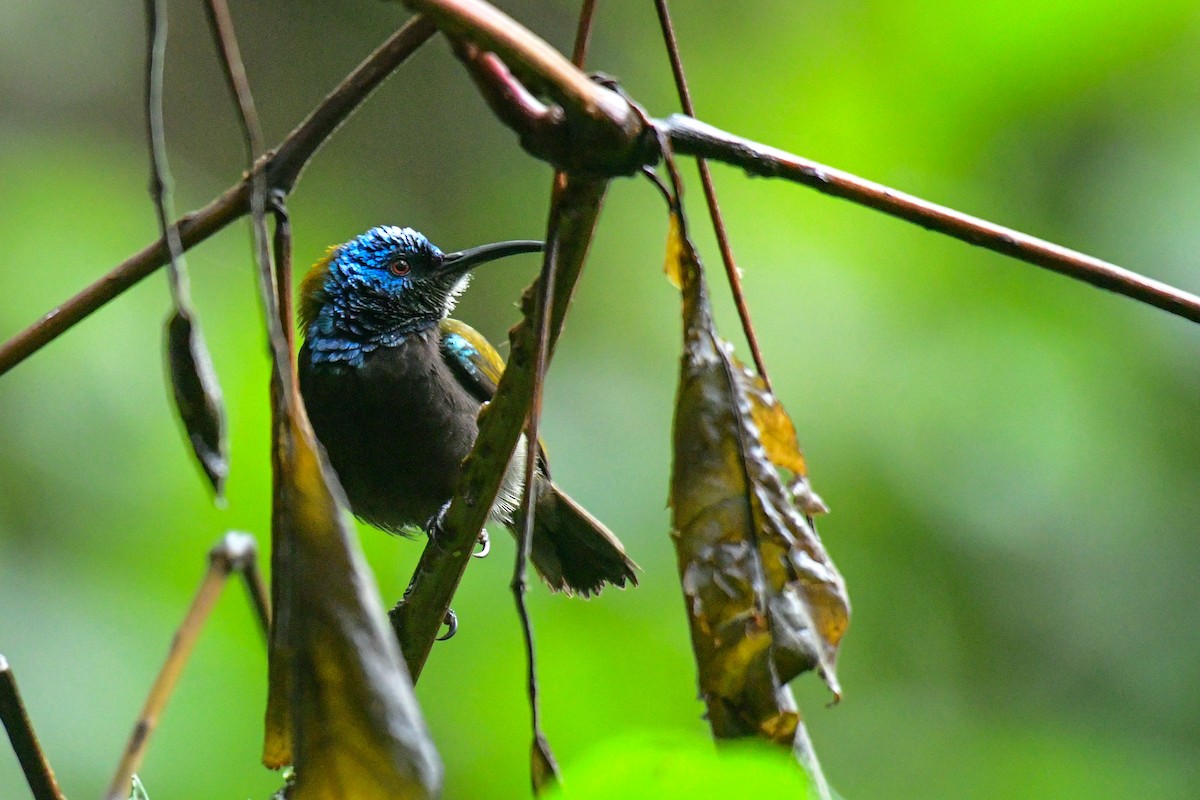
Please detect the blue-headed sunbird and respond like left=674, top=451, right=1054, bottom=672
left=298, top=225, right=637, bottom=595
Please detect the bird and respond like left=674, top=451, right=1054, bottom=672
left=297, top=225, right=637, bottom=596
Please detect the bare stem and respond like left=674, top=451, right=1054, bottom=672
left=144, top=0, right=188, bottom=307
left=513, top=202, right=560, bottom=789
left=104, top=532, right=265, bottom=800
left=570, top=0, right=599, bottom=66
left=207, top=530, right=273, bottom=635
left=653, top=0, right=772, bottom=389
left=202, top=0, right=264, bottom=156
left=0, top=656, right=64, bottom=800
left=515, top=8, right=598, bottom=792
left=202, top=0, right=291, bottom=374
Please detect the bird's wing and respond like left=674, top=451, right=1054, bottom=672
left=298, top=245, right=340, bottom=332
left=439, top=318, right=553, bottom=476
left=439, top=318, right=505, bottom=403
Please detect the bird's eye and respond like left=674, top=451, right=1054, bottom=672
left=389, top=260, right=411, bottom=277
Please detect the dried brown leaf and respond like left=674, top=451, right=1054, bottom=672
left=531, top=733, right=561, bottom=796
left=165, top=309, right=228, bottom=498
left=667, top=208, right=850, bottom=741
left=663, top=212, right=685, bottom=289
left=735, top=363, right=828, bottom=516
left=263, top=387, right=442, bottom=798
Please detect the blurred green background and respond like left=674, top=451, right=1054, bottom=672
left=2, top=1, right=1198, bottom=797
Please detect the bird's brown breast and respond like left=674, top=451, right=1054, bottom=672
left=298, top=327, right=482, bottom=531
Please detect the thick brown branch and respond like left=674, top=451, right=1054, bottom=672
left=404, top=0, right=654, bottom=176
left=0, top=15, right=436, bottom=377
left=663, top=114, right=1200, bottom=324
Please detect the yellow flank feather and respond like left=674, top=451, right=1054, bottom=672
left=438, top=318, right=506, bottom=386
left=298, top=246, right=340, bottom=331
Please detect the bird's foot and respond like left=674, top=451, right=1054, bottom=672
left=424, top=502, right=489, bottom=558
left=437, top=608, right=458, bottom=641
left=424, top=501, right=452, bottom=545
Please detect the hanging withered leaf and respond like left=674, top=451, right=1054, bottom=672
left=262, top=378, right=442, bottom=799
left=666, top=209, right=850, bottom=746
left=737, top=363, right=828, bottom=517
left=531, top=733, right=561, bottom=797
left=165, top=308, right=228, bottom=498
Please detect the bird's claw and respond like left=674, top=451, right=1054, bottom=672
left=426, top=502, right=489, bottom=559
left=437, top=608, right=458, bottom=641
left=424, top=501, right=452, bottom=545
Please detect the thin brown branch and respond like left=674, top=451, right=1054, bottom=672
left=104, top=532, right=267, bottom=800
left=513, top=202, right=561, bottom=791
left=202, top=0, right=280, bottom=360
left=515, top=7, right=596, bottom=793
left=570, top=0, right=599, bottom=66
left=144, top=0, right=187, bottom=306
left=653, top=0, right=772, bottom=389
left=202, top=0, right=264, bottom=156
left=207, top=530, right=272, bottom=635
left=663, top=114, right=1200, bottom=324
left=0, top=656, right=64, bottom=800
left=0, top=14, right=436, bottom=378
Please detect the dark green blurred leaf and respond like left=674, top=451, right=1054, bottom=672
left=667, top=208, right=849, bottom=744
left=543, top=731, right=812, bottom=800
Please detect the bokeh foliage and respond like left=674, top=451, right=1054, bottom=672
left=1, top=1, right=1198, bottom=798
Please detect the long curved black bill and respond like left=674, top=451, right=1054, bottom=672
left=442, top=239, right=544, bottom=272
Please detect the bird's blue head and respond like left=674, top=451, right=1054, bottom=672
left=300, top=225, right=541, bottom=367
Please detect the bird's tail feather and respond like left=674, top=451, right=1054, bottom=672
left=517, top=478, right=638, bottom=596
